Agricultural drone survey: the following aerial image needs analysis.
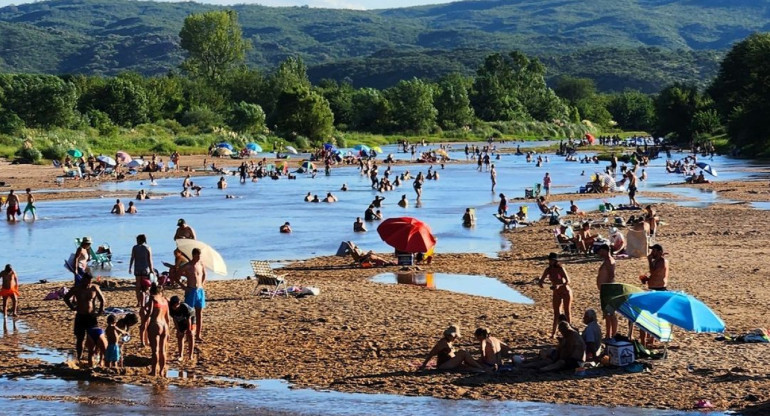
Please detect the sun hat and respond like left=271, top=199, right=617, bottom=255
left=82, top=236, right=92, bottom=244
left=548, top=252, right=559, bottom=261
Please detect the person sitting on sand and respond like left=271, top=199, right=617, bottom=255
left=537, top=196, right=561, bottom=216
left=111, top=199, right=125, bottom=215
left=515, top=206, right=528, bottom=222
left=323, top=192, right=337, bottom=203
left=353, top=217, right=367, bottom=232
left=217, top=176, right=227, bottom=190
left=398, top=194, right=408, bottom=208
left=417, top=325, right=487, bottom=373
left=474, top=327, right=510, bottom=371
left=523, top=321, right=585, bottom=372
left=609, top=227, right=626, bottom=255
left=0, top=264, right=19, bottom=316
left=581, top=309, right=602, bottom=360
left=576, top=222, right=596, bottom=253
left=569, top=200, right=583, bottom=216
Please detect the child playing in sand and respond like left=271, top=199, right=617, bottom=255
left=105, top=315, right=127, bottom=369
left=0, top=264, right=19, bottom=316
left=84, top=322, right=108, bottom=368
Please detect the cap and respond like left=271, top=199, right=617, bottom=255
left=177, top=218, right=185, bottom=226
left=651, top=244, right=663, bottom=251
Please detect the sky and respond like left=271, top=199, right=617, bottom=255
left=0, top=0, right=456, bottom=11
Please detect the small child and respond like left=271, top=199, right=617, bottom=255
left=0, top=264, right=19, bottom=316
left=105, top=314, right=127, bottom=369
left=84, top=323, right=108, bottom=368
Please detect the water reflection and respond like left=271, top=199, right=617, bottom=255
left=372, top=272, right=533, bottom=304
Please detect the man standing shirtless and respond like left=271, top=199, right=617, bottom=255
left=596, top=244, right=617, bottom=338
left=4, top=190, right=20, bottom=222
left=646, top=244, right=669, bottom=291
left=22, top=188, right=36, bottom=221
left=181, top=248, right=206, bottom=342
left=63, top=272, right=105, bottom=361
left=174, top=218, right=196, bottom=240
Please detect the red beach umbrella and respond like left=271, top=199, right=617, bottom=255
left=377, top=217, right=437, bottom=253
left=585, top=133, right=595, bottom=144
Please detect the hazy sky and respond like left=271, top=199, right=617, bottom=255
left=0, top=0, right=455, bottom=11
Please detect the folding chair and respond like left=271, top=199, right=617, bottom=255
left=250, top=260, right=288, bottom=298
left=75, top=238, right=113, bottom=269
left=554, top=229, right=577, bottom=254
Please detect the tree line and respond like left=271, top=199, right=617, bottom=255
left=0, top=10, right=767, bottom=159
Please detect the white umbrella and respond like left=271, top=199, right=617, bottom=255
left=97, top=155, right=117, bottom=167
left=127, top=160, right=145, bottom=169
left=285, top=146, right=298, bottom=155
left=175, top=239, right=227, bottom=276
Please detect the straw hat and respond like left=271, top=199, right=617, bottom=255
left=81, top=236, right=92, bottom=244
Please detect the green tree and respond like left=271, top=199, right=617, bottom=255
left=434, top=73, right=475, bottom=130
left=385, top=78, right=437, bottom=133
left=554, top=76, right=597, bottom=105
left=272, top=87, right=334, bottom=140
left=653, top=83, right=704, bottom=143
left=94, top=77, right=150, bottom=126
left=709, top=33, right=770, bottom=151
left=179, top=10, right=250, bottom=83
left=606, top=90, right=655, bottom=131
left=229, top=101, right=266, bottom=134
left=264, top=57, right=312, bottom=117
left=350, top=88, right=391, bottom=132
left=316, top=79, right=354, bottom=129
left=0, top=74, right=77, bottom=128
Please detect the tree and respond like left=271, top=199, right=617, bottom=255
left=272, top=87, right=334, bottom=140
left=350, top=88, right=391, bottom=132
left=554, top=76, right=597, bottom=105
left=264, top=57, right=312, bottom=117
left=434, top=73, right=475, bottom=130
left=653, top=83, right=705, bottom=143
left=709, top=33, right=770, bottom=151
left=229, top=101, right=266, bottom=134
left=606, top=90, right=655, bottom=131
left=179, top=10, right=250, bottom=83
left=94, top=77, right=150, bottom=127
left=385, top=78, right=437, bottom=133
left=316, top=79, right=354, bottom=129
left=0, top=74, right=78, bottom=128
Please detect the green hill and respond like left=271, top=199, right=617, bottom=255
left=0, top=0, right=765, bottom=91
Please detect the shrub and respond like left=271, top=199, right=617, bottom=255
left=174, top=136, right=200, bottom=147
left=151, top=141, right=176, bottom=154
left=40, top=143, right=67, bottom=160
left=293, top=136, right=310, bottom=150
left=16, top=146, right=42, bottom=163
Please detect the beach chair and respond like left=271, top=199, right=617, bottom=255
left=75, top=238, right=113, bottom=269
left=554, top=229, right=577, bottom=254
left=250, top=260, right=288, bottom=298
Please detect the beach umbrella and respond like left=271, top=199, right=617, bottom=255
left=97, top=155, right=117, bottom=167
left=585, top=133, right=595, bottom=144
left=116, top=151, right=132, bottom=164
left=127, top=160, right=145, bottom=169
left=600, top=283, right=643, bottom=315
left=623, top=291, right=725, bottom=333
left=285, top=145, right=299, bottom=155
left=695, top=162, right=718, bottom=177
left=372, top=146, right=383, bottom=154
left=353, top=144, right=371, bottom=154
left=175, top=239, right=227, bottom=276
left=246, top=143, right=262, bottom=152
left=377, top=217, right=437, bottom=253
left=67, top=149, right=83, bottom=158
left=301, top=161, right=316, bottom=170
left=216, top=147, right=232, bottom=156
left=217, top=142, right=234, bottom=151
left=617, top=302, right=673, bottom=342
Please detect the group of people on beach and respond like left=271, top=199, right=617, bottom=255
left=2, top=188, right=36, bottom=222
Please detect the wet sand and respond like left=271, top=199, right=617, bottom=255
left=3, top=198, right=770, bottom=412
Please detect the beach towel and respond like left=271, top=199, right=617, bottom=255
left=44, top=287, right=68, bottom=301
left=626, top=229, right=648, bottom=258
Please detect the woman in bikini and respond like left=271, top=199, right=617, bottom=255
left=417, top=325, right=487, bottom=373
left=538, top=252, right=573, bottom=338
left=144, top=283, right=170, bottom=377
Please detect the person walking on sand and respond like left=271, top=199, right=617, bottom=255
left=490, top=164, right=497, bottom=192
left=174, top=219, right=196, bottom=240
left=169, top=295, right=196, bottom=362
left=22, top=188, right=36, bottom=221
left=181, top=248, right=206, bottom=342
left=129, top=234, right=154, bottom=308
left=144, top=283, right=170, bottom=377
left=538, top=253, right=573, bottom=338
left=63, top=272, right=105, bottom=361
left=4, top=189, right=20, bottom=222
left=596, top=244, right=617, bottom=338
left=0, top=264, right=19, bottom=316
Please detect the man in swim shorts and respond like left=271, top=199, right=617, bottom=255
left=181, top=248, right=206, bottom=342
left=64, top=272, right=105, bottom=361
left=4, top=189, right=20, bottom=222
left=22, top=188, right=36, bottom=221
left=0, top=264, right=19, bottom=316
